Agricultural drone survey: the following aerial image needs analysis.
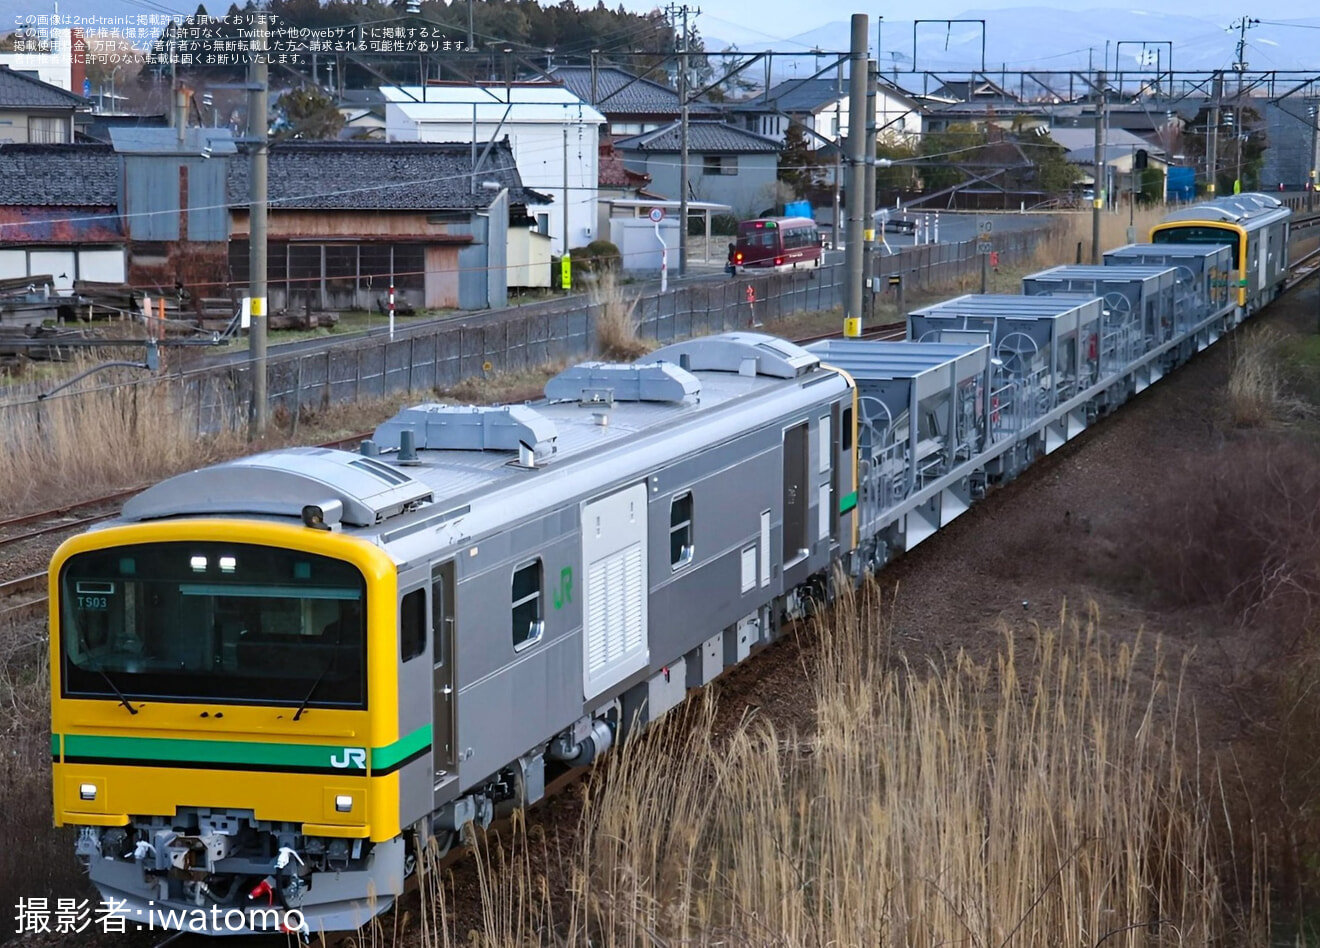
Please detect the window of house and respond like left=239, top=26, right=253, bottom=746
left=357, top=244, right=391, bottom=290
left=391, top=244, right=425, bottom=291
left=27, top=116, right=67, bottom=143
left=325, top=245, right=357, bottom=293
left=703, top=155, right=737, bottom=176
left=670, top=492, right=694, bottom=569
left=512, top=560, right=544, bottom=650
left=400, top=588, right=426, bottom=662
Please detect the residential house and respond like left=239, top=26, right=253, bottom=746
left=547, top=64, right=718, bottom=137
left=613, top=120, right=782, bottom=218
left=336, top=88, right=387, bottom=141
left=1049, top=127, right=1168, bottom=200
left=382, top=83, right=605, bottom=256
left=228, top=140, right=550, bottom=311
left=0, top=142, right=125, bottom=292
left=0, top=65, right=89, bottom=143
left=929, top=77, right=1018, bottom=102
left=923, top=100, right=1050, bottom=135
left=731, top=75, right=924, bottom=147
left=0, top=27, right=85, bottom=92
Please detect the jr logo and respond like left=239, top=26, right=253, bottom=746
left=330, top=747, right=368, bottom=770
left=552, top=566, right=573, bottom=610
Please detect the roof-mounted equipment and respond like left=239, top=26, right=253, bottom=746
left=544, top=361, right=701, bottom=404
left=645, top=331, right=820, bottom=379
left=373, top=403, right=558, bottom=463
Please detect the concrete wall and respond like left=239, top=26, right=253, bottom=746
left=610, top=218, right=679, bottom=272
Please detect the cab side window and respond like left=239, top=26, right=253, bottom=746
left=512, top=561, right=544, bottom=650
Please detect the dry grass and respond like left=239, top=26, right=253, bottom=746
left=591, top=271, right=651, bottom=361
left=437, top=360, right=571, bottom=406
left=0, top=616, right=85, bottom=918
left=0, top=373, right=246, bottom=514
left=0, top=357, right=582, bottom=517
left=419, top=583, right=1231, bottom=947
left=1055, top=208, right=1171, bottom=266
left=1225, top=329, right=1307, bottom=428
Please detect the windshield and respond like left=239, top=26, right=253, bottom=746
left=1153, top=225, right=1240, bottom=263
left=60, top=541, right=367, bottom=708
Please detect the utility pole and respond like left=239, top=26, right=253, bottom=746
left=247, top=8, right=269, bottom=439
left=861, top=57, right=877, bottom=324
left=1309, top=102, right=1317, bottom=213
left=1231, top=16, right=1258, bottom=193
left=1207, top=71, right=1221, bottom=197
left=670, top=3, right=693, bottom=278
left=562, top=126, right=569, bottom=259
left=843, top=13, right=867, bottom=337
left=1091, top=69, right=1104, bottom=264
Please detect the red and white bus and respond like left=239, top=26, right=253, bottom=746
left=730, top=217, right=824, bottom=273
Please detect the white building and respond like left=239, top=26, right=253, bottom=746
left=383, top=84, right=605, bottom=256
left=733, top=76, right=924, bottom=148
left=0, top=28, right=75, bottom=91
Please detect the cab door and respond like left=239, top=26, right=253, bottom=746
left=432, top=561, right=457, bottom=806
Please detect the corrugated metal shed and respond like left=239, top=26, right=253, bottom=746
left=110, top=128, right=233, bottom=243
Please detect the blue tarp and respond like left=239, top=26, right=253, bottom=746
left=1166, top=166, right=1195, bottom=203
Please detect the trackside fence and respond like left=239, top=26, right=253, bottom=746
left=0, top=224, right=1057, bottom=443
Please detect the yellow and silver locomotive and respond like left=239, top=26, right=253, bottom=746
left=51, top=334, right=859, bottom=935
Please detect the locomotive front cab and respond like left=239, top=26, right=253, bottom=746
left=50, top=520, right=410, bottom=934
left=1150, top=221, right=1246, bottom=308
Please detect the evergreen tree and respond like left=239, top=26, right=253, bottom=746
left=1180, top=103, right=1267, bottom=193
left=777, top=122, right=823, bottom=198
left=274, top=86, right=346, bottom=140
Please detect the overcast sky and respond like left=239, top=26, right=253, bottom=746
left=653, top=1, right=1319, bottom=53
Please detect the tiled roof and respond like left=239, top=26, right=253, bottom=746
left=0, top=143, right=117, bottom=205
left=735, top=77, right=847, bottom=114
left=0, top=65, right=88, bottom=110
left=613, top=121, right=781, bottom=154
left=228, top=140, right=552, bottom=211
left=548, top=66, right=719, bottom=116
left=1049, top=127, right=1164, bottom=155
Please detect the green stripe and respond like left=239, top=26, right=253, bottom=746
left=372, top=724, right=431, bottom=772
left=64, top=734, right=348, bottom=770
left=51, top=732, right=60, bottom=760
left=839, top=490, right=858, bottom=515
left=60, top=726, right=433, bottom=774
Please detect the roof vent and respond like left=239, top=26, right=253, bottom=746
left=646, top=331, right=819, bottom=379
left=544, top=361, right=701, bottom=403
left=120, top=447, right=432, bottom=527
left=374, top=403, right=558, bottom=460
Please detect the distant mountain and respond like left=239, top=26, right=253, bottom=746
left=705, top=7, right=1320, bottom=86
